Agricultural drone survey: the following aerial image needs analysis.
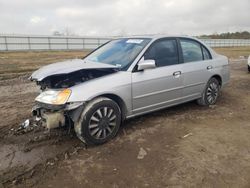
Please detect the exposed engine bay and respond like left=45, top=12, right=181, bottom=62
left=30, top=60, right=120, bottom=130
left=36, top=68, right=118, bottom=90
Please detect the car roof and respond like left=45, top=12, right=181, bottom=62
left=114, top=34, right=196, bottom=40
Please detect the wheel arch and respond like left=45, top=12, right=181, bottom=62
left=211, top=74, right=222, bottom=86
left=92, top=93, right=127, bottom=121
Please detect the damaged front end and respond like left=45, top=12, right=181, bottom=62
left=35, top=68, right=118, bottom=91
left=32, top=101, right=84, bottom=129
left=30, top=59, right=119, bottom=129
left=32, top=88, right=83, bottom=129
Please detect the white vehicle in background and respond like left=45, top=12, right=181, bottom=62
left=248, top=56, right=250, bottom=72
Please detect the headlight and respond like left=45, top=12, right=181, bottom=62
left=35, top=89, right=71, bottom=105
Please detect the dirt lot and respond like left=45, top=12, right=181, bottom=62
left=0, top=48, right=250, bottom=188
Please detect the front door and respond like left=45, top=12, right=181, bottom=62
left=132, top=38, right=183, bottom=115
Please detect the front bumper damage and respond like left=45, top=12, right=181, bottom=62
left=32, top=102, right=84, bottom=129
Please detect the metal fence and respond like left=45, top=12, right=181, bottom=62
left=0, top=34, right=250, bottom=51
left=201, top=39, right=250, bottom=47
left=0, top=34, right=111, bottom=51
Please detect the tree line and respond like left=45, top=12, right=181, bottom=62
left=199, top=31, right=250, bottom=39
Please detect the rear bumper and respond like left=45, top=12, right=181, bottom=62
left=32, top=102, right=84, bottom=129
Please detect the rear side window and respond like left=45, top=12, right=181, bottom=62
left=144, top=39, right=179, bottom=67
left=202, top=46, right=212, bottom=60
left=180, top=39, right=203, bottom=63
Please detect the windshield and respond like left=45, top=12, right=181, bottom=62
left=85, top=38, right=151, bottom=70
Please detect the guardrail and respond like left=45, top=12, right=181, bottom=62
left=0, top=34, right=250, bottom=51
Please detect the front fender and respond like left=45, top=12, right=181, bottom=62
left=67, top=71, right=133, bottom=116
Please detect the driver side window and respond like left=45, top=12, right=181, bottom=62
left=144, top=39, right=179, bottom=67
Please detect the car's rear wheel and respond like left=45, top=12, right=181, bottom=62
left=248, top=65, right=250, bottom=73
left=197, top=77, right=220, bottom=106
left=75, top=97, right=121, bottom=145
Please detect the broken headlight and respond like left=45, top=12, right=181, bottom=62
left=35, top=89, right=71, bottom=105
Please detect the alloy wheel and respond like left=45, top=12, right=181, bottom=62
left=206, top=82, right=219, bottom=104
left=88, top=107, right=117, bottom=140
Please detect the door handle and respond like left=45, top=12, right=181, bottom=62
left=207, top=65, right=213, bottom=70
left=173, top=71, right=181, bottom=77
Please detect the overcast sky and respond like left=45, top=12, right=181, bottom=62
left=0, top=0, right=250, bottom=36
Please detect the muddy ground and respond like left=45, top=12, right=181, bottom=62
left=0, top=50, right=250, bottom=187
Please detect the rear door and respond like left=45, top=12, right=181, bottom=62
left=179, top=38, right=214, bottom=101
left=131, top=38, right=184, bottom=115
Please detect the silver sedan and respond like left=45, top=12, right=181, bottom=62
left=31, top=35, right=230, bottom=145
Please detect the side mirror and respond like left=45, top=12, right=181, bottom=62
left=137, top=59, right=156, bottom=71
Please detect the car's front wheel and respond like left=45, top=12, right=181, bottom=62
left=75, top=97, right=121, bottom=145
left=197, top=77, right=220, bottom=106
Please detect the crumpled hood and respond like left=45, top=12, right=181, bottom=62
left=30, top=59, right=118, bottom=81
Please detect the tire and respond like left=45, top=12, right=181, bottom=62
left=197, top=77, right=220, bottom=106
left=74, top=97, right=121, bottom=145
left=248, top=65, right=250, bottom=73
